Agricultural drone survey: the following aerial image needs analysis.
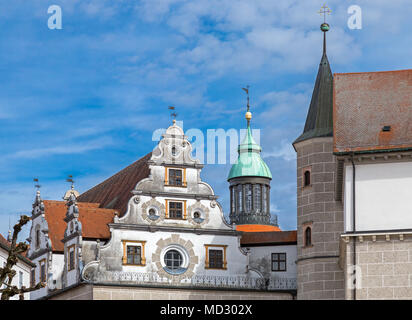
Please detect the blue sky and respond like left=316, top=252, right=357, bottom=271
left=1, top=0, right=412, bottom=240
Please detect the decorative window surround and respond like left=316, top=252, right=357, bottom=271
left=165, top=199, right=187, bottom=219
left=122, top=240, right=147, bottom=266
left=164, top=167, right=187, bottom=187
left=204, top=244, right=228, bottom=270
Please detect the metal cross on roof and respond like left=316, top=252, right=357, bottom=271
left=318, top=4, right=331, bottom=23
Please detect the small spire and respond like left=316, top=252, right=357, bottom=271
left=7, top=229, right=12, bottom=242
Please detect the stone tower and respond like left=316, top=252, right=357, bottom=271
left=228, top=92, right=279, bottom=232
left=292, top=22, right=345, bottom=299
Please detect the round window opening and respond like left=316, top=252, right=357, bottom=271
left=147, top=207, right=159, bottom=221
left=164, top=249, right=183, bottom=271
left=193, top=211, right=204, bottom=224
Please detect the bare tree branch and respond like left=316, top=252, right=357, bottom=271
left=0, top=215, right=44, bottom=300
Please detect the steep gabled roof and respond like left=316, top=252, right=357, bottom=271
left=77, top=152, right=152, bottom=215
left=294, top=34, right=333, bottom=145
left=43, top=200, right=116, bottom=252
left=333, top=69, right=412, bottom=154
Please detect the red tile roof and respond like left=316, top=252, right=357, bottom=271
left=240, top=230, right=297, bottom=246
left=236, top=224, right=281, bottom=232
left=77, top=152, right=151, bottom=215
left=44, top=200, right=116, bottom=252
left=334, top=69, right=412, bottom=154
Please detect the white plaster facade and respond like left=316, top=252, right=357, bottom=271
left=245, top=245, right=297, bottom=280
left=344, top=160, right=412, bottom=232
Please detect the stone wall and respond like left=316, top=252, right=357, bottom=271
left=295, top=137, right=345, bottom=299
left=344, top=234, right=412, bottom=300
left=49, top=284, right=294, bottom=300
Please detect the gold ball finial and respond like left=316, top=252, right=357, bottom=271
left=245, top=111, right=252, bottom=121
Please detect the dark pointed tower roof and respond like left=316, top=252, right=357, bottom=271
left=294, top=23, right=333, bottom=145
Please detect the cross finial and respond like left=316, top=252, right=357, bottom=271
left=318, top=4, right=331, bottom=23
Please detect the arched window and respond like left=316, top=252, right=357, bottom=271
left=245, top=184, right=252, bottom=212
left=253, top=184, right=261, bottom=212
left=305, top=227, right=312, bottom=247
left=262, top=185, right=267, bottom=213
left=304, top=170, right=311, bottom=187
left=237, top=185, right=243, bottom=212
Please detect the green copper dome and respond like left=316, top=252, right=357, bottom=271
left=228, top=124, right=272, bottom=180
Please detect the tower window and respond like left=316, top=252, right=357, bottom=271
left=245, top=184, right=252, bottom=212
left=304, top=226, right=312, bottom=247
left=237, top=185, right=243, bottom=212
left=262, top=185, right=267, bottom=213
left=253, top=184, right=261, bottom=212
left=304, top=169, right=311, bottom=187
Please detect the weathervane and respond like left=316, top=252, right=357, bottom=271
left=242, top=85, right=252, bottom=125
left=66, top=175, right=75, bottom=188
left=242, top=85, right=250, bottom=112
left=168, top=106, right=178, bottom=122
left=33, top=178, right=41, bottom=191
left=318, top=4, right=331, bottom=23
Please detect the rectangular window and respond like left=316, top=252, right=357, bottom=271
left=31, top=269, right=35, bottom=287
left=209, top=249, right=223, bottom=269
left=40, top=260, right=46, bottom=282
left=271, top=253, right=287, bottom=272
left=122, top=240, right=146, bottom=266
left=169, top=201, right=183, bottom=219
left=126, top=245, right=142, bottom=265
left=19, top=271, right=23, bottom=288
left=168, top=169, right=183, bottom=186
left=68, top=245, right=75, bottom=271
left=205, top=245, right=227, bottom=270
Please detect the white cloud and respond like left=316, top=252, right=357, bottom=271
left=5, top=137, right=113, bottom=160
